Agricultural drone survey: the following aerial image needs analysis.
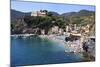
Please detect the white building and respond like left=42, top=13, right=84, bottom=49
left=31, top=11, right=46, bottom=17
left=59, top=28, right=64, bottom=35
left=51, top=26, right=59, bottom=34
left=66, top=25, right=69, bottom=32
left=41, top=29, right=45, bottom=35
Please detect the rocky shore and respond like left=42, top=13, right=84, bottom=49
left=11, top=34, right=95, bottom=61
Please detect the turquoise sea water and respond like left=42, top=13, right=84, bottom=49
left=11, top=36, right=84, bottom=67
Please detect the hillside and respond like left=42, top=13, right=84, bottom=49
left=61, top=10, right=95, bottom=17
left=11, top=9, right=31, bottom=20
left=11, top=9, right=95, bottom=21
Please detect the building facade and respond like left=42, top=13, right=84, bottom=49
left=31, top=11, right=46, bottom=17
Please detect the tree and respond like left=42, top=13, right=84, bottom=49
left=24, top=16, right=34, bottom=27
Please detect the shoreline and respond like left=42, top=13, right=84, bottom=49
left=11, top=34, right=35, bottom=37
left=11, top=34, right=95, bottom=57
left=11, top=34, right=82, bottom=52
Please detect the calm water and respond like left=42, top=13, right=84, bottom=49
left=11, top=36, right=84, bottom=67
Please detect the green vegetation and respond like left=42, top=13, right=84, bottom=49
left=11, top=10, right=95, bottom=35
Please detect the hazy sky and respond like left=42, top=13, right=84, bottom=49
left=11, top=1, right=95, bottom=14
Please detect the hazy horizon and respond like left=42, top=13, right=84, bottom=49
left=11, top=1, right=95, bottom=14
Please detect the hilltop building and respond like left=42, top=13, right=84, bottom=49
left=31, top=11, right=46, bottom=17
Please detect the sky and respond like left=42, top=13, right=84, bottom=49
left=11, top=1, right=95, bottom=14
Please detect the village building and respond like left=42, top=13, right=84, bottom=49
left=51, top=26, right=59, bottom=34
left=58, top=28, right=64, bottom=35
left=85, top=24, right=90, bottom=33
left=66, top=25, right=69, bottom=32
left=41, top=29, right=45, bottom=35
